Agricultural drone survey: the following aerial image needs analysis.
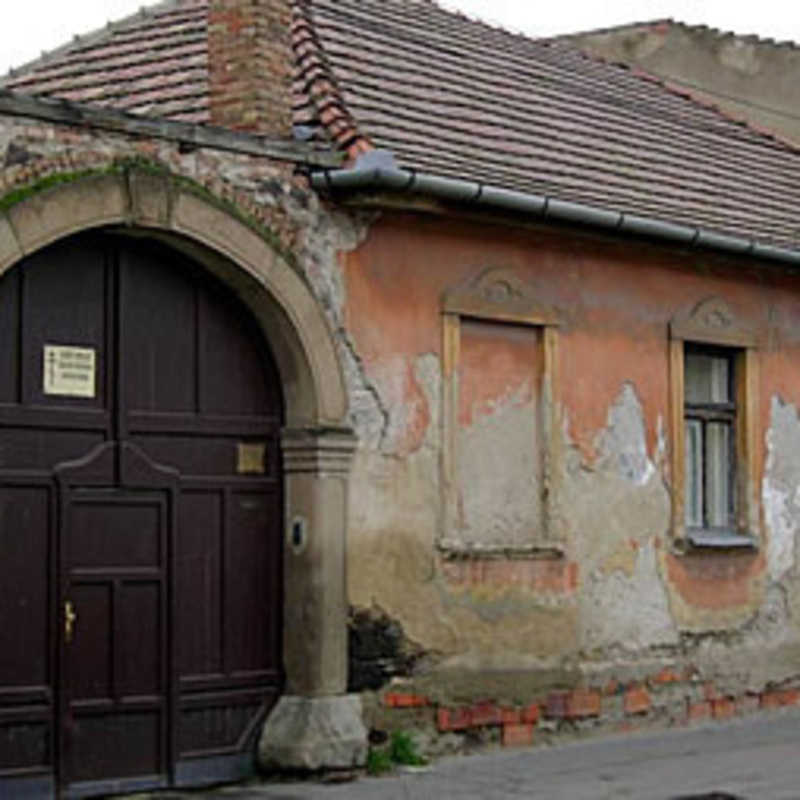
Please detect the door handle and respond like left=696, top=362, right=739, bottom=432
left=64, top=600, right=77, bottom=644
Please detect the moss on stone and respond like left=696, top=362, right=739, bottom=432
left=0, top=157, right=298, bottom=269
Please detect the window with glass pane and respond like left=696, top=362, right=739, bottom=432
left=684, top=346, right=736, bottom=531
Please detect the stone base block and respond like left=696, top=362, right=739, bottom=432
left=258, top=695, right=368, bottom=772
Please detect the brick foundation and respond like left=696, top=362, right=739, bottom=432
left=374, top=671, right=800, bottom=752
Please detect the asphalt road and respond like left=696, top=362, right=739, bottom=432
left=139, top=709, right=800, bottom=799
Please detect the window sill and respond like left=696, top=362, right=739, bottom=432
left=436, top=540, right=565, bottom=561
left=683, top=530, right=758, bottom=550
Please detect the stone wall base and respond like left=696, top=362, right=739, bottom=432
left=258, top=695, right=368, bottom=771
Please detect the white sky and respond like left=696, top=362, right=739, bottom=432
left=2, top=0, right=799, bottom=76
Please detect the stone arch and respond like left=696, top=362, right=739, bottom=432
left=0, top=168, right=365, bottom=771
left=0, top=168, right=347, bottom=427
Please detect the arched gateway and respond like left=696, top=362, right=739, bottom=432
left=0, top=173, right=362, bottom=798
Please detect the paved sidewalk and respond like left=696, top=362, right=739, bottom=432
left=139, top=709, right=800, bottom=799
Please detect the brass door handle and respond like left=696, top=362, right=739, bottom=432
left=64, top=601, right=77, bottom=644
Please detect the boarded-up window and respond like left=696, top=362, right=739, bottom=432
left=456, top=320, right=543, bottom=546
left=441, top=268, right=563, bottom=554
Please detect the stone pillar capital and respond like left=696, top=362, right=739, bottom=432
left=280, top=426, right=357, bottom=476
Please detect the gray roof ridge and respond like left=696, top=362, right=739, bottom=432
left=2, top=0, right=195, bottom=81
left=547, top=18, right=674, bottom=41
left=665, top=19, right=800, bottom=50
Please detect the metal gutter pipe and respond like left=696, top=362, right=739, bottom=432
left=311, top=165, right=800, bottom=268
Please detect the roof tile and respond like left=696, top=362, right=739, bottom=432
left=2, top=0, right=799, bottom=250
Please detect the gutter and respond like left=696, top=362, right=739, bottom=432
left=311, top=156, right=800, bottom=268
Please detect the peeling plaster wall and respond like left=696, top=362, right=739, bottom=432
left=568, top=384, right=677, bottom=655
left=763, top=397, right=800, bottom=583
left=331, top=210, right=800, bottom=699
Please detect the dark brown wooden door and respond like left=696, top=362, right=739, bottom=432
left=0, top=234, right=284, bottom=799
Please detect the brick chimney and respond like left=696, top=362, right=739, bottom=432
left=208, top=0, right=293, bottom=135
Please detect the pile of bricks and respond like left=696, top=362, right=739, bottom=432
left=382, top=671, right=800, bottom=750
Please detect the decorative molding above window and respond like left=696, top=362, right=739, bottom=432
left=442, top=268, right=561, bottom=328
left=670, top=297, right=757, bottom=348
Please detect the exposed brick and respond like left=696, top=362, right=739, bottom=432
left=384, top=693, right=428, bottom=709
left=761, top=688, right=800, bottom=709
left=521, top=703, right=541, bottom=725
left=500, top=707, right=522, bottom=725
left=545, top=691, right=569, bottom=719
left=437, top=707, right=471, bottom=732
left=711, top=697, right=735, bottom=720
left=470, top=702, right=501, bottom=727
left=208, top=0, right=293, bottom=135
left=567, top=689, right=601, bottom=719
left=624, top=686, right=651, bottom=715
left=651, top=667, right=682, bottom=685
left=687, top=701, right=712, bottom=722
left=502, top=723, right=534, bottom=748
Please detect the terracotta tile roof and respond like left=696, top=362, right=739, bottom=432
left=296, top=0, right=800, bottom=251
left=3, top=0, right=209, bottom=123
left=4, top=0, right=800, bottom=252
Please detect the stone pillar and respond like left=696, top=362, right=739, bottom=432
left=258, top=427, right=368, bottom=771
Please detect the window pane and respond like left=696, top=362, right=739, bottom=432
left=685, top=353, right=730, bottom=403
left=706, top=421, right=732, bottom=528
left=685, top=419, right=703, bottom=527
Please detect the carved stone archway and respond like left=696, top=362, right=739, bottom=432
left=0, top=169, right=366, bottom=772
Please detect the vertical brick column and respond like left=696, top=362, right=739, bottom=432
left=208, top=0, right=293, bottom=135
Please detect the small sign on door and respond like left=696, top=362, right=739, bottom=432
left=43, top=345, right=96, bottom=398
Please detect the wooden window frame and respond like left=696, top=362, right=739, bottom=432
left=669, top=298, right=759, bottom=549
left=440, top=268, right=564, bottom=558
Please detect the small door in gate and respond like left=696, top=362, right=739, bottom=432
left=56, top=442, right=176, bottom=798
left=60, top=491, right=169, bottom=796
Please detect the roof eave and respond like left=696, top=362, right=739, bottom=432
left=311, top=158, right=800, bottom=269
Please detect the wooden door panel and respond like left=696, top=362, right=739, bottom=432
left=117, top=581, right=163, bottom=699
left=177, top=694, right=273, bottom=756
left=226, top=490, right=281, bottom=676
left=0, top=430, right=106, bottom=472
left=20, top=240, right=108, bottom=411
left=66, top=711, right=163, bottom=786
left=67, top=582, right=113, bottom=703
left=120, top=249, right=197, bottom=415
left=176, top=491, right=223, bottom=680
left=68, top=500, right=162, bottom=568
left=63, top=492, right=168, bottom=790
left=198, top=287, right=277, bottom=417
left=0, top=233, right=284, bottom=797
left=0, top=487, right=51, bottom=691
left=129, top=435, right=277, bottom=479
left=0, top=714, right=51, bottom=772
left=0, top=484, right=55, bottom=785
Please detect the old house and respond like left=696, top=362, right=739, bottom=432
left=2, top=0, right=800, bottom=796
